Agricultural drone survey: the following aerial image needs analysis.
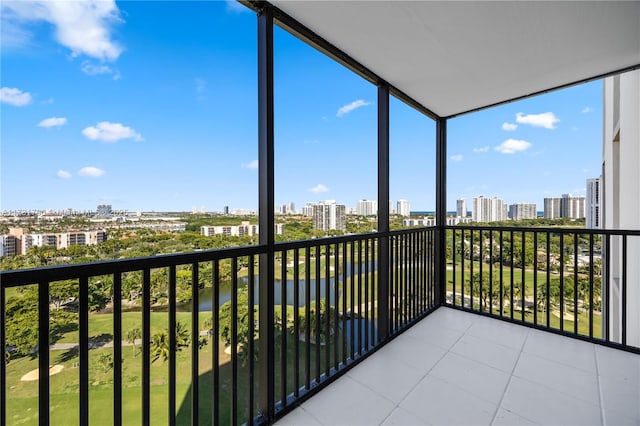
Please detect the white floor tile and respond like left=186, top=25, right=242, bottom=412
left=513, top=351, right=600, bottom=405
left=492, top=408, right=539, bottom=426
left=376, top=333, right=447, bottom=374
left=403, top=317, right=465, bottom=350
left=595, top=345, right=640, bottom=384
left=424, top=308, right=476, bottom=332
left=381, top=407, right=430, bottom=425
left=347, top=349, right=425, bottom=404
left=429, top=351, right=511, bottom=404
left=502, top=376, right=602, bottom=425
left=275, top=407, right=322, bottom=426
left=299, top=375, right=396, bottom=425
left=466, top=319, right=528, bottom=350
left=599, top=374, right=640, bottom=424
left=451, top=333, right=521, bottom=373
left=523, top=328, right=596, bottom=373
left=400, top=375, right=497, bottom=425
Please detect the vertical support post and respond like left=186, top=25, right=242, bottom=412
left=258, top=4, right=275, bottom=421
left=435, top=118, right=447, bottom=306
left=377, top=83, right=390, bottom=342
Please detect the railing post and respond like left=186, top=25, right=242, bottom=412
left=435, top=117, right=447, bottom=306
left=258, top=4, right=275, bottom=421
left=377, top=83, right=390, bottom=341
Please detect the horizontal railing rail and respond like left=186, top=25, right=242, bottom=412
left=1, top=228, right=437, bottom=425
left=445, top=225, right=640, bottom=354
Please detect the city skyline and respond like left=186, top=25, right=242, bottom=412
left=1, top=1, right=603, bottom=213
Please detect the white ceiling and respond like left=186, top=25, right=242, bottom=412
left=271, top=1, right=640, bottom=117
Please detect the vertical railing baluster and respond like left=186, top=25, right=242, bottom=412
left=560, top=234, right=565, bottom=332
left=452, top=229, right=456, bottom=306
left=357, top=239, right=363, bottom=352
left=461, top=229, right=465, bottom=309
left=574, top=233, right=579, bottom=334
left=364, top=239, right=370, bottom=351
left=191, top=263, right=199, bottom=426
left=604, top=234, right=611, bottom=342
left=489, top=230, right=493, bottom=315
left=113, top=272, right=123, bottom=426
left=622, top=235, right=627, bottom=346
left=479, top=230, right=483, bottom=312
left=342, top=241, right=347, bottom=363
left=168, top=266, right=176, bottom=426
left=588, top=234, right=594, bottom=339
left=324, top=243, right=331, bottom=373
left=533, top=232, right=538, bottom=326
left=0, top=285, right=5, bottom=426
left=280, top=250, right=287, bottom=406
left=546, top=232, right=551, bottom=328
left=509, top=230, right=514, bottom=321
left=521, top=231, right=526, bottom=322
left=305, top=246, right=311, bottom=388
left=248, top=255, right=255, bottom=423
left=470, top=229, right=474, bottom=311
left=79, top=276, right=89, bottom=426
left=315, top=245, right=321, bottom=381
left=231, top=258, right=238, bottom=426
left=333, top=243, right=340, bottom=369
left=499, top=230, right=504, bottom=317
left=142, top=269, right=151, bottom=426
left=39, top=280, right=50, bottom=425
left=212, top=260, right=220, bottom=425
left=350, top=242, right=355, bottom=359
left=293, top=249, right=300, bottom=396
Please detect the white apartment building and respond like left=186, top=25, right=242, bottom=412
left=403, top=217, right=435, bottom=227
left=396, top=199, right=410, bottom=217
left=302, top=203, right=315, bottom=217
left=201, top=221, right=259, bottom=237
left=508, top=203, right=537, bottom=221
left=456, top=198, right=467, bottom=218
left=544, top=197, right=562, bottom=219
left=561, top=193, right=586, bottom=219
left=446, top=216, right=473, bottom=226
left=312, top=200, right=346, bottom=232
left=472, top=196, right=507, bottom=223
left=603, top=70, right=640, bottom=347
left=586, top=177, right=602, bottom=229
left=357, top=199, right=378, bottom=216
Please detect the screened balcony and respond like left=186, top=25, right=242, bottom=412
left=2, top=1, right=640, bottom=425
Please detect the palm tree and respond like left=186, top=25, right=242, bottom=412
left=151, top=329, right=170, bottom=363
left=126, top=327, right=142, bottom=356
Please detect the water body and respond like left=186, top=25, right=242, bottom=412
left=196, top=261, right=376, bottom=311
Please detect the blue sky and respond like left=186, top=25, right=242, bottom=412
left=1, top=1, right=602, bottom=213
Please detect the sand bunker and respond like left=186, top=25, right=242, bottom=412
left=20, top=365, right=64, bottom=381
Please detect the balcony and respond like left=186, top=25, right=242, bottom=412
left=2, top=226, right=639, bottom=425
left=2, top=1, right=640, bottom=425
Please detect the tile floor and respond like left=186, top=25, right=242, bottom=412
left=276, top=307, right=640, bottom=425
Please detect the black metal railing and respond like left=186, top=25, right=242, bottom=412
left=446, top=225, right=640, bottom=353
left=1, top=228, right=437, bottom=425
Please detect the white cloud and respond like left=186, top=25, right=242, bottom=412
left=56, top=170, right=71, bottom=179
left=0, top=86, right=32, bottom=106
left=195, top=78, right=206, bottom=94
left=473, top=146, right=490, bottom=153
left=581, top=107, right=593, bottom=113
left=2, top=0, right=123, bottom=61
left=515, top=112, right=559, bottom=129
left=494, top=139, right=532, bottom=154
left=78, top=166, right=105, bottom=177
left=450, top=154, right=463, bottom=162
left=82, top=121, right=142, bottom=142
left=336, top=100, right=371, bottom=118
left=310, top=184, right=329, bottom=194
left=243, top=159, right=258, bottom=169
left=502, top=122, right=518, bottom=131
left=38, top=116, right=67, bottom=128
left=81, top=61, right=119, bottom=79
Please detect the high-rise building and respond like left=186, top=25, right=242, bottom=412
left=472, top=196, right=507, bottom=223
left=508, top=203, right=537, bottom=221
left=603, top=70, right=640, bottom=346
left=544, top=197, right=562, bottom=219
left=223, top=206, right=230, bottom=215
left=357, top=199, right=377, bottom=216
left=96, top=204, right=112, bottom=216
left=312, top=200, right=346, bottom=232
left=456, top=198, right=467, bottom=218
left=302, top=203, right=315, bottom=217
left=586, top=177, right=601, bottom=229
left=561, top=194, right=586, bottom=219
left=397, top=199, right=410, bottom=217
left=289, top=202, right=296, bottom=214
